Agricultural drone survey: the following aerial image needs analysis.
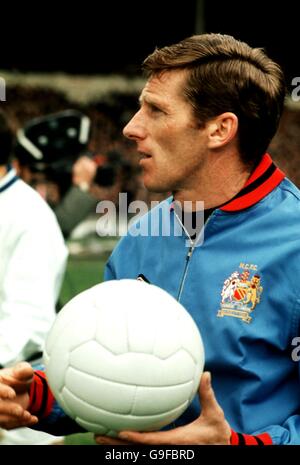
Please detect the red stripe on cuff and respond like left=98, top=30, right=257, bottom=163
left=230, top=429, right=240, bottom=445
left=230, top=429, right=273, bottom=445
left=29, top=372, right=42, bottom=413
left=243, top=434, right=262, bottom=445
left=255, top=432, right=273, bottom=445
left=29, top=370, right=55, bottom=418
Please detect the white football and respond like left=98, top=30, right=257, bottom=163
left=44, top=279, right=205, bottom=436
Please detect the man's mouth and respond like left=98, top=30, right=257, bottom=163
left=139, top=152, right=152, bottom=160
left=139, top=152, right=151, bottom=158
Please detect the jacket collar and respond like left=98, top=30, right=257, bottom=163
left=169, top=153, right=285, bottom=213
left=0, top=167, right=18, bottom=194
left=220, top=153, right=285, bottom=212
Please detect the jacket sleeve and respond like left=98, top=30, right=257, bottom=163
left=231, top=337, right=300, bottom=445
left=103, top=260, right=117, bottom=281
left=257, top=416, right=300, bottom=445
left=231, top=415, right=300, bottom=445
left=54, top=186, right=97, bottom=238
left=249, top=364, right=300, bottom=444
left=29, top=370, right=84, bottom=436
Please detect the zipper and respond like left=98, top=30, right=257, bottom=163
left=177, top=243, right=194, bottom=302
left=174, top=209, right=214, bottom=303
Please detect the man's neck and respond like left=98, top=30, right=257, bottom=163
left=174, top=151, right=252, bottom=210
left=0, top=165, right=7, bottom=180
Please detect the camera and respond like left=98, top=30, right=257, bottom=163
left=15, top=109, right=91, bottom=174
left=14, top=110, right=92, bottom=196
left=14, top=110, right=128, bottom=203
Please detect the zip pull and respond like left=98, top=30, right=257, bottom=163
left=177, top=244, right=194, bottom=302
left=186, top=245, right=193, bottom=259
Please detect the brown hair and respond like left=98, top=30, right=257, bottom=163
left=143, top=34, right=286, bottom=166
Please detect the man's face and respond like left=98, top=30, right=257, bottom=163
left=123, top=70, right=209, bottom=194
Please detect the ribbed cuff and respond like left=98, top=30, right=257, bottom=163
left=230, top=429, right=273, bottom=445
left=28, top=370, right=55, bottom=419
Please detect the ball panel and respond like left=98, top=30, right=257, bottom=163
left=124, top=284, right=182, bottom=353
left=151, top=317, right=182, bottom=359
left=188, top=360, right=204, bottom=403
left=69, top=342, right=196, bottom=386
left=45, top=343, right=70, bottom=393
left=76, top=418, right=108, bottom=435
left=127, top=303, right=182, bottom=357
left=45, top=288, right=97, bottom=356
left=43, top=350, right=49, bottom=366
left=65, top=366, right=136, bottom=414
left=131, top=382, right=193, bottom=415
left=45, top=318, right=97, bottom=394
left=178, top=312, right=205, bottom=366
left=94, top=300, right=129, bottom=355
left=54, top=390, right=75, bottom=421
left=65, top=366, right=195, bottom=416
left=62, top=387, right=190, bottom=433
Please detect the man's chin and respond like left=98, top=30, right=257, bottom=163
left=144, top=182, right=171, bottom=194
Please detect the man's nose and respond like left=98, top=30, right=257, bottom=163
left=123, top=111, right=144, bottom=140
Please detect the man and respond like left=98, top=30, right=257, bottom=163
left=0, top=110, right=68, bottom=444
left=0, top=33, right=299, bottom=445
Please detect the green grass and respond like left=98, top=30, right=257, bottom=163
left=58, top=255, right=107, bottom=308
left=64, top=432, right=97, bottom=445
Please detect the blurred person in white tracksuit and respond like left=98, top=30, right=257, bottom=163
left=0, top=110, right=68, bottom=444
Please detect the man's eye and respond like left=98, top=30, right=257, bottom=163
left=149, top=104, right=163, bottom=113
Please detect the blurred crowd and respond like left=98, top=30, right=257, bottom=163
left=1, top=85, right=169, bottom=238
left=268, top=105, right=300, bottom=188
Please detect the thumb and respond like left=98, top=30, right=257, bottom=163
left=198, top=371, right=222, bottom=418
left=12, top=362, right=34, bottom=382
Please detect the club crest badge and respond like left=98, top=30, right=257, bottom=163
left=217, top=263, right=263, bottom=323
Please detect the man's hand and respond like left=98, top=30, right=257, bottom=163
left=72, top=156, right=97, bottom=192
left=95, top=372, right=231, bottom=445
left=0, top=362, right=38, bottom=430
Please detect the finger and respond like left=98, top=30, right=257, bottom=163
left=95, top=435, right=134, bottom=445
left=11, top=362, right=34, bottom=382
left=0, top=384, right=16, bottom=400
left=0, top=363, right=34, bottom=392
left=0, top=400, right=30, bottom=418
left=21, top=413, right=38, bottom=425
left=0, top=415, right=38, bottom=430
left=118, top=429, right=182, bottom=445
left=198, top=372, right=223, bottom=418
left=0, top=363, right=33, bottom=385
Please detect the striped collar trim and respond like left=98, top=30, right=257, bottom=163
left=220, top=153, right=285, bottom=212
left=0, top=167, right=19, bottom=194
left=169, top=154, right=285, bottom=213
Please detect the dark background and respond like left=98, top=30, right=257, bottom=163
left=1, top=1, right=298, bottom=86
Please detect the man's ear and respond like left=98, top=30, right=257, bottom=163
left=206, top=112, right=238, bottom=149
